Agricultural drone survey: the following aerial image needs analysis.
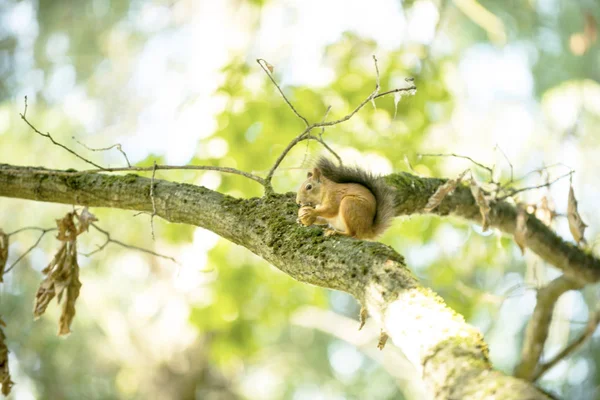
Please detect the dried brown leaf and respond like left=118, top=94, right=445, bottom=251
left=77, top=207, right=98, bottom=234
left=33, top=278, right=57, bottom=319
left=0, top=318, right=13, bottom=396
left=424, top=170, right=469, bottom=212
left=56, top=212, right=78, bottom=242
left=359, top=306, right=368, bottom=331
left=535, top=196, right=555, bottom=226
left=377, top=330, right=389, bottom=350
left=34, top=212, right=83, bottom=336
left=264, top=61, right=274, bottom=73
left=568, top=185, right=587, bottom=245
left=0, top=231, right=8, bottom=283
left=514, top=207, right=528, bottom=255
left=58, top=243, right=81, bottom=337
left=470, top=179, right=491, bottom=231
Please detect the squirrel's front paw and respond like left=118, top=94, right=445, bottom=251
left=298, top=206, right=317, bottom=226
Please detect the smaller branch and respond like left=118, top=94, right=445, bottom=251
left=3, top=228, right=57, bottom=275
left=7, top=226, right=53, bottom=237
left=82, top=224, right=178, bottom=264
left=19, top=96, right=106, bottom=170
left=499, top=163, right=574, bottom=193
left=494, top=144, right=513, bottom=183
left=262, top=55, right=415, bottom=191
left=310, top=136, right=342, bottom=165
left=318, top=105, right=332, bottom=139
left=264, top=126, right=313, bottom=191
left=256, top=59, right=309, bottom=127
left=533, top=309, right=600, bottom=381
left=497, top=171, right=574, bottom=201
left=373, top=85, right=417, bottom=100
left=418, top=152, right=493, bottom=177
left=73, top=137, right=131, bottom=167
left=150, top=162, right=157, bottom=240
left=514, top=276, right=582, bottom=381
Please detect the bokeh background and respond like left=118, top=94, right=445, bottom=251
left=0, top=0, right=599, bottom=399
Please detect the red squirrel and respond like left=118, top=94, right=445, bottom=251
left=295, top=157, right=396, bottom=239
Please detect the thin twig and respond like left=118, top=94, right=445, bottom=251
left=3, top=228, right=57, bottom=274
left=310, top=136, right=342, bottom=165
left=150, top=161, right=157, bottom=241
left=263, top=55, right=397, bottom=190
left=418, top=152, right=494, bottom=176
left=373, top=85, right=416, bottom=100
left=264, top=126, right=313, bottom=191
left=7, top=226, right=53, bottom=237
left=19, top=96, right=106, bottom=170
left=81, top=224, right=178, bottom=264
left=494, top=144, right=513, bottom=183
left=533, top=309, right=600, bottom=381
left=257, top=59, right=309, bottom=127
left=318, top=106, right=332, bottom=139
left=497, top=171, right=574, bottom=201
left=502, top=163, right=573, bottom=189
left=73, top=137, right=131, bottom=167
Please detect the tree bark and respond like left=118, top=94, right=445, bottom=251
left=1, top=164, right=585, bottom=399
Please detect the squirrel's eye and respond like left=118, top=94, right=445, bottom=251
left=306, top=184, right=312, bottom=190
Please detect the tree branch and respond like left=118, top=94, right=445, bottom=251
left=386, top=172, right=600, bottom=284
left=532, top=308, right=600, bottom=381
left=513, top=276, right=582, bottom=380
left=0, top=164, right=554, bottom=399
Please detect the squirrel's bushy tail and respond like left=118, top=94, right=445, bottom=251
left=317, top=157, right=396, bottom=238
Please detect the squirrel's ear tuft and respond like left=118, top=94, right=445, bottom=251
left=307, top=171, right=313, bottom=178
left=312, top=168, right=321, bottom=182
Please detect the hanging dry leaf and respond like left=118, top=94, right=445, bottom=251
left=264, top=60, right=274, bottom=73
left=0, top=318, right=13, bottom=396
left=0, top=231, right=8, bottom=283
left=56, top=212, right=78, bottom=242
left=568, top=184, right=587, bottom=245
left=424, top=170, right=469, bottom=212
left=77, top=207, right=98, bottom=234
left=33, top=212, right=83, bottom=336
left=359, top=306, right=368, bottom=331
left=470, top=179, right=491, bottom=231
left=535, top=196, right=555, bottom=226
left=377, top=330, right=389, bottom=350
left=58, top=242, right=81, bottom=337
left=514, top=207, right=528, bottom=255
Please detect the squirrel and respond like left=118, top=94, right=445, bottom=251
left=295, top=157, right=396, bottom=239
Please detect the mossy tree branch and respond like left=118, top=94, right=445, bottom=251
left=0, top=164, right=558, bottom=399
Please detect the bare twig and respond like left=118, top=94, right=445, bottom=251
left=150, top=161, right=157, bottom=241
left=310, top=136, right=342, bottom=165
left=418, top=152, right=493, bottom=177
left=500, top=163, right=574, bottom=191
left=264, top=55, right=413, bottom=190
left=81, top=224, right=178, bottom=264
left=497, top=171, right=574, bottom=201
left=514, top=276, right=582, bottom=381
left=20, top=96, right=106, bottom=170
left=264, top=126, right=314, bottom=191
left=3, top=228, right=57, bottom=274
left=7, top=226, right=54, bottom=237
left=494, top=144, right=513, bottom=183
left=257, top=59, right=309, bottom=127
left=73, top=137, right=131, bottom=167
left=533, top=309, right=600, bottom=381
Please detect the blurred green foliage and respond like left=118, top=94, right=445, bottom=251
left=0, top=0, right=598, bottom=399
